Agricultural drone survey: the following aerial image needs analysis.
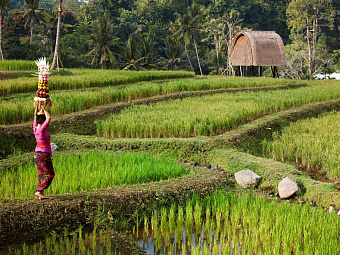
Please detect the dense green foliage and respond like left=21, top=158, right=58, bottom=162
left=0, top=150, right=190, bottom=199
left=263, top=111, right=340, bottom=181
left=0, top=0, right=339, bottom=77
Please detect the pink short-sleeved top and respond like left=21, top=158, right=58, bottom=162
left=33, top=117, right=52, bottom=155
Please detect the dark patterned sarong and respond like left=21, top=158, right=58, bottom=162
left=34, top=151, right=55, bottom=192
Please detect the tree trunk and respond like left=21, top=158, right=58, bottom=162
left=312, top=11, right=318, bottom=75
left=214, top=35, right=219, bottom=67
left=184, top=43, right=194, bottom=71
left=306, top=17, right=312, bottom=76
left=30, top=19, right=34, bottom=45
left=51, top=0, right=63, bottom=70
left=0, top=12, right=3, bottom=60
left=193, top=39, right=203, bottom=75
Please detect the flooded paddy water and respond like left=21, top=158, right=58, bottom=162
left=6, top=191, right=338, bottom=254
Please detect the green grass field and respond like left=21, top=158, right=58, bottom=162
left=96, top=81, right=340, bottom=138
left=1, top=70, right=340, bottom=254
left=263, top=111, right=340, bottom=181
left=0, top=150, right=190, bottom=199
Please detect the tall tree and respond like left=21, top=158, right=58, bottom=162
left=87, top=12, right=118, bottom=69
left=50, top=0, right=62, bottom=69
left=202, top=18, right=225, bottom=74
left=222, top=9, right=241, bottom=76
left=13, top=0, right=50, bottom=45
left=163, top=36, right=183, bottom=70
left=173, top=3, right=203, bottom=75
left=287, top=0, right=334, bottom=75
left=0, top=0, right=10, bottom=60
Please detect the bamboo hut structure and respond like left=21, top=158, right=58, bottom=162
left=229, top=30, right=287, bottom=77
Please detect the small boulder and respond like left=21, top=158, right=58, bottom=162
left=234, top=170, right=262, bottom=188
left=329, top=206, right=334, bottom=214
left=337, top=211, right=340, bottom=216
left=334, top=179, right=340, bottom=190
left=278, top=177, right=299, bottom=199
left=51, top=143, right=59, bottom=152
left=211, top=165, right=218, bottom=171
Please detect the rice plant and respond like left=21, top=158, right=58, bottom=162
left=96, top=81, right=340, bottom=138
left=0, top=150, right=190, bottom=199
left=135, top=191, right=340, bottom=254
left=7, top=227, right=133, bottom=255
left=0, top=60, right=36, bottom=71
left=0, top=69, right=194, bottom=96
left=263, top=111, right=340, bottom=180
left=0, top=75, right=294, bottom=125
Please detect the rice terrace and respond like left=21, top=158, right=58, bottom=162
left=0, top=60, right=339, bottom=255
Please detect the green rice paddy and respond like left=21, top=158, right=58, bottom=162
left=0, top=60, right=36, bottom=71
left=136, top=191, right=340, bottom=254
left=263, top=111, right=340, bottom=181
left=1, top=70, right=340, bottom=254
left=7, top=191, right=340, bottom=254
left=0, top=75, right=292, bottom=125
left=0, top=69, right=194, bottom=96
left=96, top=81, right=340, bottom=138
left=0, top=150, right=190, bottom=199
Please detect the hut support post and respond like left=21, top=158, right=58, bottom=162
left=271, top=66, right=279, bottom=78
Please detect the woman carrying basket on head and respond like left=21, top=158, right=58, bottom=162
left=33, top=105, right=54, bottom=199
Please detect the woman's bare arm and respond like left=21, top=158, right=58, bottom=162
left=41, top=106, right=51, bottom=123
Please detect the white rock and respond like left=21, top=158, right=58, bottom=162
left=337, top=211, right=340, bottom=216
left=234, top=170, right=262, bottom=188
left=278, top=177, right=299, bottom=199
left=329, top=206, right=334, bottom=213
left=51, top=143, right=59, bottom=152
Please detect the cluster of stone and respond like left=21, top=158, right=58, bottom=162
left=234, top=170, right=340, bottom=216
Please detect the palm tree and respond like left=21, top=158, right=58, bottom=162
left=50, top=0, right=63, bottom=70
left=124, top=35, right=146, bottom=70
left=163, top=36, right=183, bottom=70
left=173, top=3, right=203, bottom=75
left=13, top=0, right=50, bottom=45
left=0, top=0, right=10, bottom=60
left=203, top=18, right=225, bottom=74
left=87, top=12, right=119, bottom=69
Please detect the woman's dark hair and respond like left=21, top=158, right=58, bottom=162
left=36, top=114, right=46, bottom=124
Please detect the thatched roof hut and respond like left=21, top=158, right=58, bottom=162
left=230, top=31, right=287, bottom=67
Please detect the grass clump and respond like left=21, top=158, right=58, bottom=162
left=7, top=228, right=139, bottom=255
left=263, top=111, right=340, bottom=181
left=137, top=191, right=340, bottom=254
left=0, top=60, right=36, bottom=71
left=0, top=150, right=190, bottom=199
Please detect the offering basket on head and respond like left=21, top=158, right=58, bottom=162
left=34, top=57, right=52, bottom=111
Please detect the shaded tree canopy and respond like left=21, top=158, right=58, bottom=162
left=0, top=0, right=339, bottom=78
